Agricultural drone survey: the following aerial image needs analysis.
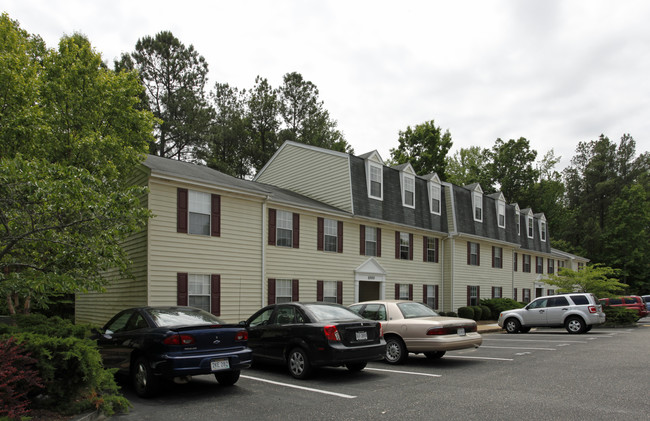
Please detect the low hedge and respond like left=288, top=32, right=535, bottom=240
left=481, top=298, right=524, bottom=319
left=602, top=306, right=639, bottom=326
left=457, top=307, right=474, bottom=319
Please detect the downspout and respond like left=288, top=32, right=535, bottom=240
left=261, top=196, right=270, bottom=308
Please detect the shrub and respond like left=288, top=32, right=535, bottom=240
left=457, top=307, right=474, bottom=319
left=437, top=311, right=446, bottom=316
left=0, top=337, right=44, bottom=420
left=481, top=298, right=524, bottom=318
left=480, top=305, right=492, bottom=320
left=0, top=313, right=93, bottom=339
left=446, top=311, right=458, bottom=317
left=471, top=306, right=483, bottom=321
left=602, top=306, right=639, bottom=325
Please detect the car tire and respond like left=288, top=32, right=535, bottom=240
left=519, top=327, right=531, bottom=333
left=424, top=351, right=446, bottom=359
left=287, top=347, right=312, bottom=379
left=504, top=318, right=521, bottom=334
left=384, top=336, right=407, bottom=364
left=215, top=370, right=240, bottom=386
left=565, top=316, right=586, bottom=334
left=132, top=357, right=160, bottom=398
left=584, top=325, right=592, bottom=333
left=345, top=362, right=367, bottom=372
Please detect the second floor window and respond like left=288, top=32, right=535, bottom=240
left=492, top=246, right=503, bottom=269
left=188, top=190, right=211, bottom=236
left=523, top=254, right=531, bottom=272
left=468, top=242, right=480, bottom=266
left=324, top=219, right=338, bottom=252
left=276, top=210, right=293, bottom=247
left=364, top=226, right=378, bottom=256
left=400, top=232, right=410, bottom=260
left=536, top=256, right=544, bottom=274
left=425, top=237, right=438, bottom=263
left=548, top=258, right=555, bottom=274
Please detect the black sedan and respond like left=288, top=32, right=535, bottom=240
left=94, top=306, right=252, bottom=397
left=244, top=302, right=385, bottom=379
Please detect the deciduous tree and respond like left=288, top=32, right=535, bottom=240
left=389, top=120, right=452, bottom=178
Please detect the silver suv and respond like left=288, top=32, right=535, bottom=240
left=497, top=293, right=606, bottom=334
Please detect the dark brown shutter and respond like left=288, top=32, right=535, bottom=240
left=408, top=284, right=413, bottom=300
left=409, top=234, right=413, bottom=260
left=317, top=217, right=324, bottom=251
left=292, top=213, right=300, bottom=248
left=317, top=280, right=324, bottom=301
left=434, top=238, right=439, bottom=263
left=422, top=285, right=427, bottom=304
left=337, top=221, right=343, bottom=253
left=395, top=231, right=400, bottom=259
left=477, top=286, right=480, bottom=301
left=268, top=278, right=276, bottom=305
left=376, top=228, right=382, bottom=257
left=476, top=244, right=480, bottom=266
left=492, top=246, right=495, bottom=268
left=467, top=242, right=471, bottom=265
left=292, top=279, right=299, bottom=301
left=514, top=252, right=518, bottom=272
left=211, top=274, right=221, bottom=316
left=268, top=209, right=276, bottom=245
left=177, top=188, right=188, bottom=233
left=434, top=285, right=439, bottom=309
left=514, top=288, right=518, bottom=301
left=394, top=284, right=400, bottom=299
left=211, top=194, right=221, bottom=237
left=467, top=285, right=471, bottom=306
left=360, top=224, right=366, bottom=255
left=423, top=237, right=428, bottom=262
left=337, top=281, right=343, bottom=305
left=177, top=272, right=188, bottom=305
left=492, top=286, right=496, bottom=299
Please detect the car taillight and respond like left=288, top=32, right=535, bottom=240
left=427, top=325, right=476, bottom=335
left=588, top=306, right=597, bottom=313
left=323, top=325, right=341, bottom=341
left=235, top=330, right=248, bottom=341
left=163, top=334, right=195, bottom=345
left=379, top=322, right=384, bottom=338
left=427, top=327, right=449, bottom=335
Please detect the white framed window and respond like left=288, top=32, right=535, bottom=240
left=430, top=183, right=441, bottom=214
left=323, top=281, right=338, bottom=303
left=516, top=210, right=521, bottom=235
left=368, top=162, right=383, bottom=200
left=527, top=216, right=534, bottom=238
left=189, top=274, right=211, bottom=312
left=540, top=221, right=547, bottom=242
left=402, top=174, right=415, bottom=208
left=523, top=288, right=531, bottom=303
left=473, top=192, right=483, bottom=222
left=497, top=201, right=506, bottom=228
left=400, top=232, right=410, bottom=260
left=399, top=284, right=410, bottom=300
left=324, top=219, right=338, bottom=252
left=426, top=237, right=436, bottom=262
left=276, top=279, right=293, bottom=303
left=425, top=285, right=436, bottom=309
left=469, top=242, right=479, bottom=266
left=468, top=285, right=479, bottom=306
left=493, top=246, right=503, bottom=268
left=365, top=226, right=377, bottom=257
left=189, top=191, right=211, bottom=236
left=492, top=287, right=503, bottom=298
left=276, top=210, right=293, bottom=247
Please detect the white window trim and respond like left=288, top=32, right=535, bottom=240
left=276, top=279, right=293, bottom=303
left=324, top=218, right=338, bottom=252
left=516, top=211, right=521, bottom=236
left=367, top=161, right=383, bottom=201
left=399, top=284, right=410, bottom=300
left=497, top=200, right=506, bottom=228
left=401, top=173, right=416, bottom=209
left=429, top=182, right=441, bottom=215
left=527, top=216, right=534, bottom=239
left=323, top=280, right=338, bottom=303
left=188, top=190, right=211, bottom=236
left=276, top=210, right=293, bottom=247
left=473, top=192, right=483, bottom=222
left=188, top=274, right=211, bottom=312
left=365, top=226, right=377, bottom=257
left=540, top=220, right=547, bottom=242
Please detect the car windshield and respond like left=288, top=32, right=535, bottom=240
left=397, top=302, right=439, bottom=319
left=146, top=307, right=225, bottom=327
left=303, top=304, right=363, bottom=322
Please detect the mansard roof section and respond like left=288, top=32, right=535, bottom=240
left=488, top=192, right=505, bottom=202
left=391, top=162, right=416, bottom=175
left=359, top=150, right=384, bottom=164
left=349, top=154, right=447, bottom=233
left=451, top=184, right=518, bottom=245
left=424, top=172, right=442, bottom=183
left=517, top=208, right=551, bottom=254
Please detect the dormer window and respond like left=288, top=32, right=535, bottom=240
left=515, top=207, right=521, bottom=236
left=539, top=219, right=547, bottom=242
left=527, top=216, right=534, bottom=238
left=493, top=193, right=506, bottom=229
left=430, top=183, right=441, bottom=214
left=473, top=191, right=483, bottom=222
left=368, top=162, right=383, bottom=200
left=402, top=174, right=415, bottom=208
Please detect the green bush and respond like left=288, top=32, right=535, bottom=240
left=446, top=311, right=458, bottom=317
left=479, top=305, right=492, bottom=320
left=481, top=298, right=524, bottom=318
left=437, top=311, right=446, bottom=316
left=602, top=306, right=639, bottom=325
left=0, top=313, right=94, bottom=339
left=471, top=306, right=483, bottom=321
left=457, top=307, right=474, bottom=319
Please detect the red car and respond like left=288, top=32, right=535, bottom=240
left=599, top=296, right=649, bottom=319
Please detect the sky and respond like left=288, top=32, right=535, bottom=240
left=4, top=0, right=649, bottom=171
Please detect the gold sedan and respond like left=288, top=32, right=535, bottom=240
left=349, top=300, right=482, bottom=364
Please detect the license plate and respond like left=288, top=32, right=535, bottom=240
left=211, top=359, right=230, bottom=371
left=356, top=331, right=368, bottom=341
left=457, top=328, right=466, bottom=336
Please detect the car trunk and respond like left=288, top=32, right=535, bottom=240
left=334, top=322, right=381, bottom=346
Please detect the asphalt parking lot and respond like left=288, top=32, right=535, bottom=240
left=113, top=319, right=650, bottom=421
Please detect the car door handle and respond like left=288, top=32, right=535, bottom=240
left=538, top=310, right=545, bottom=313
left=561, top=308, right=568, bottom=311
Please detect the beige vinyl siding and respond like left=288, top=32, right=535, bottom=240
left=256, top=143, right=353, bottom=212
left=442, top=238, right=454, bottom=312
left=265, top=209, right=443, bottom=306
left=512, top=252, right=555, bottom=301
left=147, top=179, right=263, bottom=323
left=75, top=169, right=150, bottom=326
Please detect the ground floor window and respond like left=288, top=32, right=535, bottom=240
left=522, top=288, right=531, bottom=303
left=424, top=284, right=437, bottom=309
left=395, top=283, right=412, bottom=300
left=492, top=286, right=502, bottom=298
left=467, top=285, right=479, bottom=306
left=322, top=281, right=338, bottom=303
left=189, top=274, right=211, bottom=312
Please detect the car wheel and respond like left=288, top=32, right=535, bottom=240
left=504, top=318, right=521, bottom=334
left=424, top=351, right=446, bottom=359
left=519, top=327, right=531, bottom=333
left=345, top=362, right=367, bottom=372
left=287, top=348, right=312, bottom=379
left=584, top=325, right=592, bottom=332
left=132, top=357, right=160, bottom=398
left=384, top=337, right=407, bottom=364
left=215, top=370, right=240, bottom=386
left=565, top=316, right=586, bottom=334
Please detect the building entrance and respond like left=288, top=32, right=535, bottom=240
left=358, top=281, right=381, bottom=302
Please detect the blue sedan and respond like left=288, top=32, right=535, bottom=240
left=94, top=306, right=252, bottom=397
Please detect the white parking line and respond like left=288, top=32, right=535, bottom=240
left=444, top=356, right=514, bottom=361
left=240, top=375, right=357, bottom=399
left=481, top=345, right=556, bottom=351
left=364, top=367, right=441, bottom=377
left=484, top=338, right=588, bottom=343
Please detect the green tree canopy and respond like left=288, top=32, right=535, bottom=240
left=388, top=120, right=453, bottom=178
left=485, top=137, right=539, bottom=204
left=445, top=146, right=490, bottom=187
left=545, top=265, right=627, bottom=298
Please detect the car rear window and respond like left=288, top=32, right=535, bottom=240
left=147, top=308, right=225, bottom=327
left=303, top=304, right=362, bottom=322
left=569, top=295, right=589, bottom=305
left=623, top=297, right=638, bottom=304
left=609, top=298, right=623, bottom=305
left=397, top=302, right=439, bottom=318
